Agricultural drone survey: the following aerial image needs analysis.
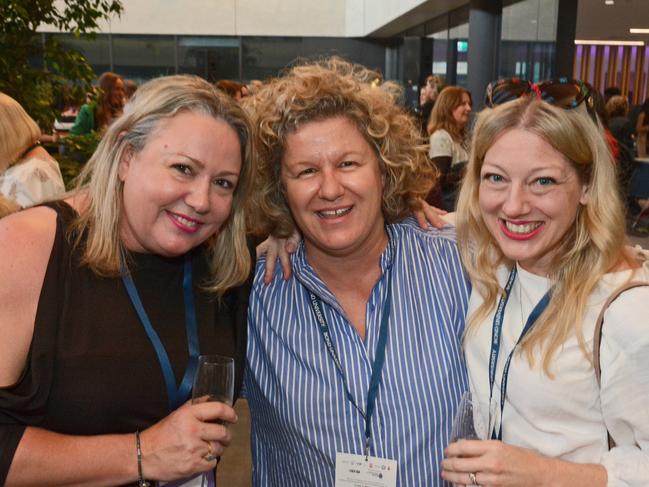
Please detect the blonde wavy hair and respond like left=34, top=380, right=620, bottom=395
left=71, top=74, right=254, bottom=295
left=456, top=97, right=628, bottom=375
left=245, top=56, right=435, bottom=238
left=0, top=92, right=42, bottom=172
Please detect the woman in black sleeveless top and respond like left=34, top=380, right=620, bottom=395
left=0, top=75, right=255, bottom=486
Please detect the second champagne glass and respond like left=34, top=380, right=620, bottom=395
left=449, top=390, right=494, bottom=443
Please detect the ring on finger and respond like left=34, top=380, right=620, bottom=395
left=469, top=472, right=478, bottom=485
left=203, top=441, right=217, bottom=462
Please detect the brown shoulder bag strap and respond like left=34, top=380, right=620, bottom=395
left=593, top=280, right=649, bottom=450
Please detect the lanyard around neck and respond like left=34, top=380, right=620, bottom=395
left=121, top=253, right=200, bottom=411
left=488, top=266, right=552, bottom=441
left=308, top=271, right=392, bottom=459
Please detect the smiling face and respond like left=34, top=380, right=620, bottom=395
left=478, top=128, right=588, bottom=276
left=118, top=110, right=242, bottom=257
left=281, top=116, right=387, bottom=261
left=452, top=92, right=472, bottom=128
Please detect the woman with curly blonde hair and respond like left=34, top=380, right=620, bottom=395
left=0, top=75, right=254, bottom=486
left=245, top=57, right=470, bottom=486
left=443, top=94, right=649, bottom=486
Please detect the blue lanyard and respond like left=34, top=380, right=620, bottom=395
left=308, top=272, right=392, bottom=458
left=488, top=266, right=551, bottom=440
left=121, top=253, right=200, bottom=411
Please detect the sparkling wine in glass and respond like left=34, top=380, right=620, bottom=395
left=191, top=354, right=235, bottom=487
left=192, top=354, right=235, bottom=407
left=449, top=391, right=494, bottom=443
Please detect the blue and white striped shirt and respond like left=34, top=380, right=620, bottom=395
left=245, top=219, right=470, bottom=486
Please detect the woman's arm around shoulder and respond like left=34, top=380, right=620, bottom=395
left=0, top=206, right=57, bottom=387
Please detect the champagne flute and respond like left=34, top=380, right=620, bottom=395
left=192, top=354, right=235, bottom=487
left=192, top=354, right=235, bottom=407
left=449, top=391, right=494, bottom=443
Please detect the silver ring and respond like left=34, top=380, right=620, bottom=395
left=469, top=472, right=478, bottom=485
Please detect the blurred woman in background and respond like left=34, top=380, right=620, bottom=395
left=0, top=92, right=65, bottom=208
left=70, top=71, right=125, bottom=135
left=636, top=98, right=649, bottom=157
left=426, top=86, right=472, bottom=210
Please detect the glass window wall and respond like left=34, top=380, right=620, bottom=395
left=242, top=37, right=302, bottom=81
left=37, top=34, right=387, bottom=85
left=500, top=0, right=558, bottom=81
left=113, top=35, right=175, bottom=82
left=178, top=37, right=240, bottom=82
left=53, top=33, right=111, bottom=75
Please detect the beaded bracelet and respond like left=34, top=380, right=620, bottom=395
left=135, top=431, right=150, bottom=487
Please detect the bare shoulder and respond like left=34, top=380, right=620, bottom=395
left=0, top=206, right=58, bottom=386
left=0, top=206, right=58, bottom=266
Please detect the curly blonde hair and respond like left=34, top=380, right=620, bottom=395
left=71, top=75, right=255, bottom=295
left=245, top=56, right=435, bottom=238
left=456, top=96, right=628, bottom=375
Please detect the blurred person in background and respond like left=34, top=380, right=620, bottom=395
left=69, top=72, right=125, bottom=135
left=0, top=93, right=65, bottom=208
left=216, top=80, right=248, bottom=101
left=53, top=85, right=83, bottom=134
left=636, top=98, right=649, bottom=158
left=419, top=75, right=444, bottom=135
left=606, top=95, right=634, bottom=155
left=606, top=95, right=637, bottom=207
left=603, top=86, right=621, bottom=104
left=246, top=79, right=264, bottom=96
left=124, top=79, right=138, bottom=100
left=426, top=86, right=472, bottom=211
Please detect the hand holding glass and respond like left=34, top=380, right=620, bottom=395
left=192, top=355, right=234, bottom=486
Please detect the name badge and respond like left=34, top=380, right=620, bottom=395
left=335, top=452, right=397, bottom=487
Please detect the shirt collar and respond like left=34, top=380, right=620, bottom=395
left=291, top=224, right=396, bottom=308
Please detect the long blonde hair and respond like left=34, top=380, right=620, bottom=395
left=456, top=97, right=627, bottom=375
left=72, top=75, right=255, bottom=295
left=0, top=92, right=42, bottom=172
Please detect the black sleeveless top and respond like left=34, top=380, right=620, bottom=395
left=0, top=201, right=251, bottom=483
